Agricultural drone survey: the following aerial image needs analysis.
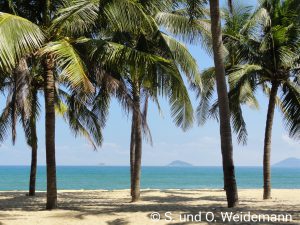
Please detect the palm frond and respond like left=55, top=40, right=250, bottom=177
left=39, top=39, right=94, bottom=93
left=52, top=0, right=99, bottom=35
left=196, top=67, right=216, bottom=125
left=280, top=81, right=300, bottom=139
left=0, top=13, right=44, bottom=71
left=160, top=33, right=201, bottom=88
left=58, top=89, right=103, bottom=149
left=155, top=11, right=211, bottom=47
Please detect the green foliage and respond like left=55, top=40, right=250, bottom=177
left=0, top=13, right=44, bottom=71
left=199, top=0, right=300, bottom=143
left=0, top=0, right=202, bottom=148
left=40, top=39, right=94, bottom=92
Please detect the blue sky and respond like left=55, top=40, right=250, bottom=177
left=0, top=0, right=299, bottom=166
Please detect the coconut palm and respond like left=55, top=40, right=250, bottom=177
left=0, top=57, right=51, bottom=197
left=151, top=0, right=240, bottom=207
left=0, top=4, right=90, bottom=209
left=223, top=0, right=300, bottom=199
left=0, top=0, right=155, bottom=208
left=128, top=1, right=200, bottom=201
left=55, top=0, right=201, bottom=201
left=171, top=0, right=240, bottom=207
left=0, top=55, right=104, bottom=196
left=197, top=3, right=258, bottom=146
left=207, top=0, right=239, bottom=207
left=98, top=33, right=198, bottom=202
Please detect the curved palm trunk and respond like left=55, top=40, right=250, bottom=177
left=130, top=113, right=136, bottom=197
left=209, top=0, right=238, bottom=208
left=263, top=82, right=279, bottom=200
left=131, top=83, right=142, bottom=202
left=43, top=56, right=57, bottom=209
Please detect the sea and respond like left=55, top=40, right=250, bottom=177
left=0, top=166, right=299, bottom=191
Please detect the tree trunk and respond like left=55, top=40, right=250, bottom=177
left=130, top=113, right=136, bottom=197
left=209, top=0, right=238, bottom=208
left=28, top=91, right=38, bottom=197
left=227, top=0, right=233, bottom=14
left=12, top=58, right=29, bottom=144
left=28, top=127, right=37, bottom=196
left=131, top=82, right=142, bottom=202
left=263, top=82, right=279, bottom=200
left=43, top=55, right=57, bottom=209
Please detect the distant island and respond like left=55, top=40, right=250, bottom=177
left=167, top=160, right=193, bottom=167
left=273, top=158, right=300, bottom=168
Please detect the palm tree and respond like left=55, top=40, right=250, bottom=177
left=0, top=8, right=43, bottom=193
left=0, top=55, right=104, bottom=196
left=94, top=32, right=198, bottom=203
left=146, top=0, right=240, bottom=206
left=208, top=0, right=238, bottom=207
left=0, top=0, right=108, bottom=209
left=197, top=3, right=257, bottom=146
left=0, top=56, right=41, bottom=196
left=0, top=0, right=153, bottom=208
left=0, top=5, right=90, bottom=209
left=223, top=0, right=300, bottom=199
left=42, top=0, right=152, bottom=207
left=55, top=0, right=200, bottom=202
left=107, top=35, right=198, bottom=202
left=21, top=58, right=40, bottom=197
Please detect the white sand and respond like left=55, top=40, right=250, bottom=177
left=0, top=189, right=299, bottom=225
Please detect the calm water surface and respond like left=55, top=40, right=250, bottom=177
left=0, top=166, right=299, bottom=191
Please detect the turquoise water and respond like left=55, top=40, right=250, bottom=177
left=0, top=166, right=299, bottom=191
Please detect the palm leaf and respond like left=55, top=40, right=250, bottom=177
left=0, top=13, right=44, bottom=71
left=160, top=33, right=201, bottom=88
left=280, top=81, right=300, bottom=139
left=39, top=39, right=94, bottom=92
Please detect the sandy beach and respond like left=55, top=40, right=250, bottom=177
left=0, top=189, right=299, bottom=225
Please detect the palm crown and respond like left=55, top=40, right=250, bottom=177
left=228, top=0, right=300, bottom=139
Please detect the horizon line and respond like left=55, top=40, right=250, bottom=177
left=0, top=164, right=292, bottom=167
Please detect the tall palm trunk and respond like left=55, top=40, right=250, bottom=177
left=43, top=55, right=57, bottom=209
left=131, top=82, right=142, bottom=202
left=43, top=0, right=57, bottom=210
left=209, top=0, right=238, bottom=208
left=29, top=91, right=38, bottom=196
left=29, top=120, right=38, bottom=196
left=263, top=82, right=279, bottom=199
left=130, top=113, right=136, bottom=197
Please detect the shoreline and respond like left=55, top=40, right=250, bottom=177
left=1, top=188, right=300, bottom=192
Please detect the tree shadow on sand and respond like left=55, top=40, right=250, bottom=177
left=0, top=191, right=299, bottom=225
left=0, top=192, right=46, bottom=211
left=106, top=218, right=129, bottom=225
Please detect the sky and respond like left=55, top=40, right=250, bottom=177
left=0, top=0, right=299, bottom=166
